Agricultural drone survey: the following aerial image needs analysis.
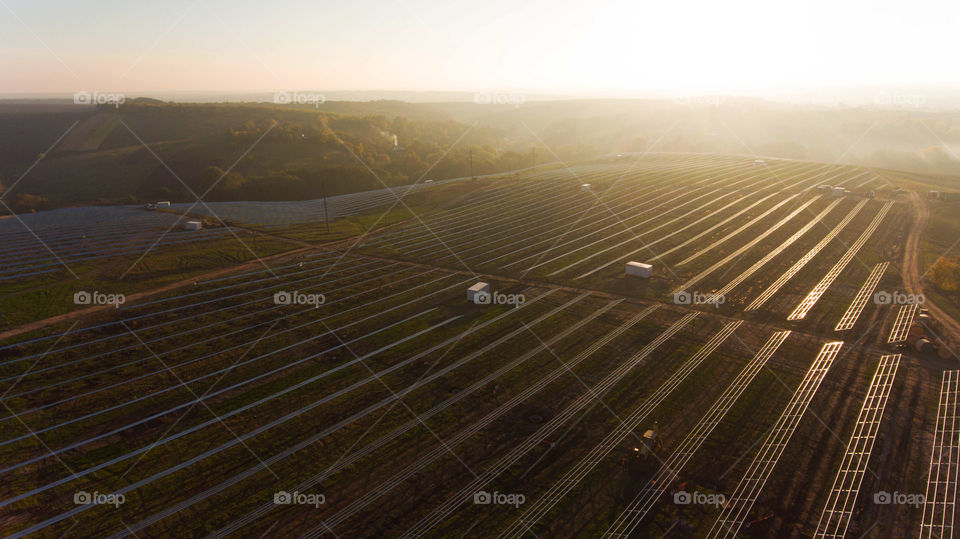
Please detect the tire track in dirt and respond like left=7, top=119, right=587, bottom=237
left=902, top=191, right=960, bottom=350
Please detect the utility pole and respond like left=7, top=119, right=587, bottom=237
left=321, top=179, right=330, bottom=234
left=323, top=193, right=330, bottom=234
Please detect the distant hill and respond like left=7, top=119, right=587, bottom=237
left=0, top=98, right=958, bottom=213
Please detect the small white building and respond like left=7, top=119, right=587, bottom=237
left=467, top=282, right=490, bottom=302
left=930, top=190, right=940, bottom=198
left=580, top=184, right=592, bottom=192
left=184, top=220, right=203, bottom=231
left=626, top=261, right=653, bottom=278
left=831, top=187, right=845, bottom=198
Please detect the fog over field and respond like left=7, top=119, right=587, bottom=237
left=1, top=1, right=958, bottom=538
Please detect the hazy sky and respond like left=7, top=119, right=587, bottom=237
left=1, top=0, right=957, bottom=95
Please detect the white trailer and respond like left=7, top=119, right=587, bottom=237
left=184, top=220, right=203, bottom=231
left=626, top=261, right=653, bottom=278
left=467, top=282, right=490, bottom=302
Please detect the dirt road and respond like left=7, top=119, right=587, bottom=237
left=0, top=245, right=315, bottom=343
left=902, top=191, right=960, bottom=351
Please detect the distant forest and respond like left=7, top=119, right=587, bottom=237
left=0, top=98, right=957, bottom=212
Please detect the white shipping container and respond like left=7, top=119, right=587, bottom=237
left=467, top=282, right=490, bottom=302
left=626, top=261, right=653, bottom=278
left=184, top=220, right=203, bottom=231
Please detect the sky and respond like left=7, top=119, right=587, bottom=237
left=1, top=0, right=958, bottom=96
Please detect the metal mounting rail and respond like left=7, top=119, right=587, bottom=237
left=835, top=262, right=889, bottom=331
left=920, top=370, right=959, bottom=539
left=708, top=341, right=844, bottom=538
left=603, top=330, right=791, bottom=538
left=746, top=198, right=867, bottom=311
left=498, top=316, right=740, bottom=538
left=673, top=197, right=820, bottom=296
left=399, top=307, right=686, bottom=538
left=787, top=202, right=892, bottom=320
left=887, top=303, right=919, bottom=343
left=815, top=354, right=900, bottom=537
left=711, top=199, right=843, bottom=299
